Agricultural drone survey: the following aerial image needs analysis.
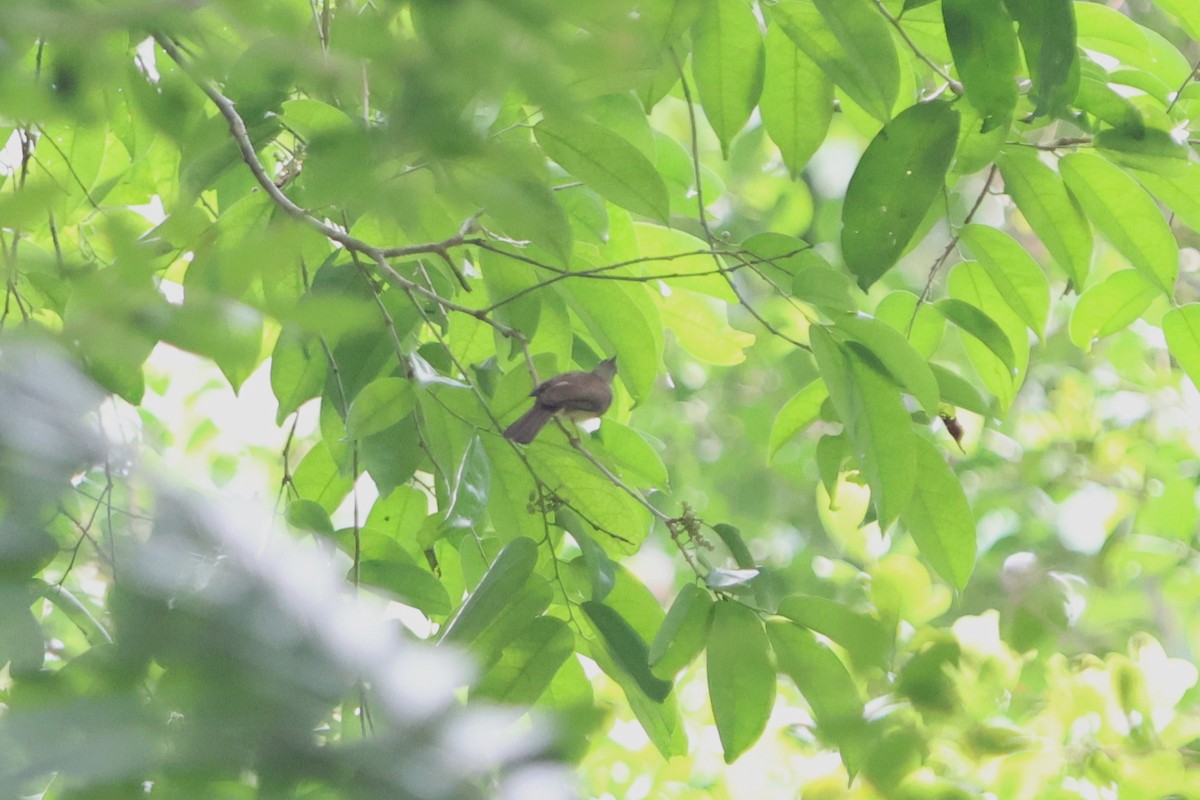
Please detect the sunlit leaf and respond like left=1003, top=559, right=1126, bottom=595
left=943, top=0, right=1019, bottom=131
left=536, top=117, right=670, bottom=224
left=996, top=148, right=1092, bottom=287
left=761, top=22, right=833, bottom=177
left=707, top=602, right=774, bottom=763
left=1060, top=152, right=1178, bottom=296
left=1068, top=270, right=1159, bottom=351
left=691, top=0, right=765, bottom=157
left=900, top=436, right=976, bottom=589
left=1164, top=305, right=1200, bottom=390
left=842, top=101, right=960, bottom=289
left=774, top=0, right=899, bottom=123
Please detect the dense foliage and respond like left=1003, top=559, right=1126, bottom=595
left=2, top=0, right=1200, bottom=797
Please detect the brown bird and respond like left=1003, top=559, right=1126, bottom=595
left=503, top=357, right=618, bottom=444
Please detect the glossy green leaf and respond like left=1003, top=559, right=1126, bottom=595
left=900, top=436, right=976, bottom=589
left=1003, top=0, right=1079, bottom=116
left=792, top=259, right=858, bottom=314
left=707, top=602, right=775, bottom=763
left=942, top=0, right=1019, bottom=131
left=936, top=299, right=1016, bottom=373
left=844, top=346, right=918, bottom=527
left=996, top=148, right=1092, bottom=287
left=835, top=313, right=940, bottom=417
left=1068, top=270, right=1158, bottom=351
left=842, top=101, right=960, bottom=289
left=1163, top=304, right=1200, bottom=389
left=473, top=617, right=574, bottom=705
left=958, top=224, right=1050, bottom=337
left=535, top=117, right=669, bottom=223
left=649, top=583, right=714, bottom=677
left=692, top=0, right=765, bottom=157
left=768, top=378, right=829, bottom=461
left=767, top=619, right=867, bottom=769
left=345, top=377, right=416, bottom=440
left=1059, top=152, right=1178, bottom=296
left=777, top=594, right=889, bottom=670
left=583, top=600, right=673, bottom=702
left=761, top=22, right=833, bottom=177
left=440, top=537, right=539, bottom=646
left=773, top=0, right=899, bottom=123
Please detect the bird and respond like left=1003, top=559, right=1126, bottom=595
left=503, top=357, right=618, bottom=444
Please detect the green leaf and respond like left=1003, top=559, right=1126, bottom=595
left=766, top=619, right=867, bottom=771
left=360, top=417, right=421, bottom=498
left=958, top=224, right=1050, bottom=337
left=768, top=378, right=829, bottom=461
left=841, top=101, right=961, bottom=289
left=1164, top=305, right=1200, bottom=389
left=557, top=508, right=617, bottom=601
left=535, top=117, right=670, bottom=223
left=285, top=499, right=335, bottom=536
left=1075, top=74, right=1144, bottom=134
left=440, top=435, right=491, bottom=534
left=1074, top=3, right=1192, bottom=89
left=473, top=617, right=574, bottom=705
left=761, top=22, right=833, bottom=177
left=773, top=0, right=900, bottom=123
left=777, top=595, right=889, bottom=670
left=942, top=0, right=1019, bottom=132
left=900, top=436, right=976, bottom=589
left=996, top=148, right=1092, bottom=287
left=345, top=377, right=416, bottom=440
left=582, top=600, right=673, bottom=702
left=713, top=523, right=755, bottom=569
left=930, top=364, right=990, bottom=416
left=1003, top=0, right=1079, bottom=116
left=270, top=332, right=327, bottom=425
left=792, top=260, right=857, bottom=314
left=440, top=537, right=539, bottom=646
left=1096, top=129, right=1188, bottom=177
left=1156, top=0, right=1200, bottom=39
left=359, top=561, right=451, bottom=617
left=707, top=602, right=775, bottom=763
left=649, top=583, right=714, bottom=677
left=1068, top=270, right=1158, bottom=351
left=834, top=313, right=940, bottom=417
left=874, top=291, right=945, bottom=358
left=1059, top=152, right=1178, bottom=296
left=691, top=0, right=766, bottom=157
left=936, top=298, right=1016, bottom=373
left=291, top=440, right=354, bottom=514
left=1133, top=161, right=1200, bottom=233
left=843, top=346, right=918, bottom=528
left=947, top=265, right=1030, bottom=410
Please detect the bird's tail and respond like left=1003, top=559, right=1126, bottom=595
left=503, top=405, right=555, bottom=444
